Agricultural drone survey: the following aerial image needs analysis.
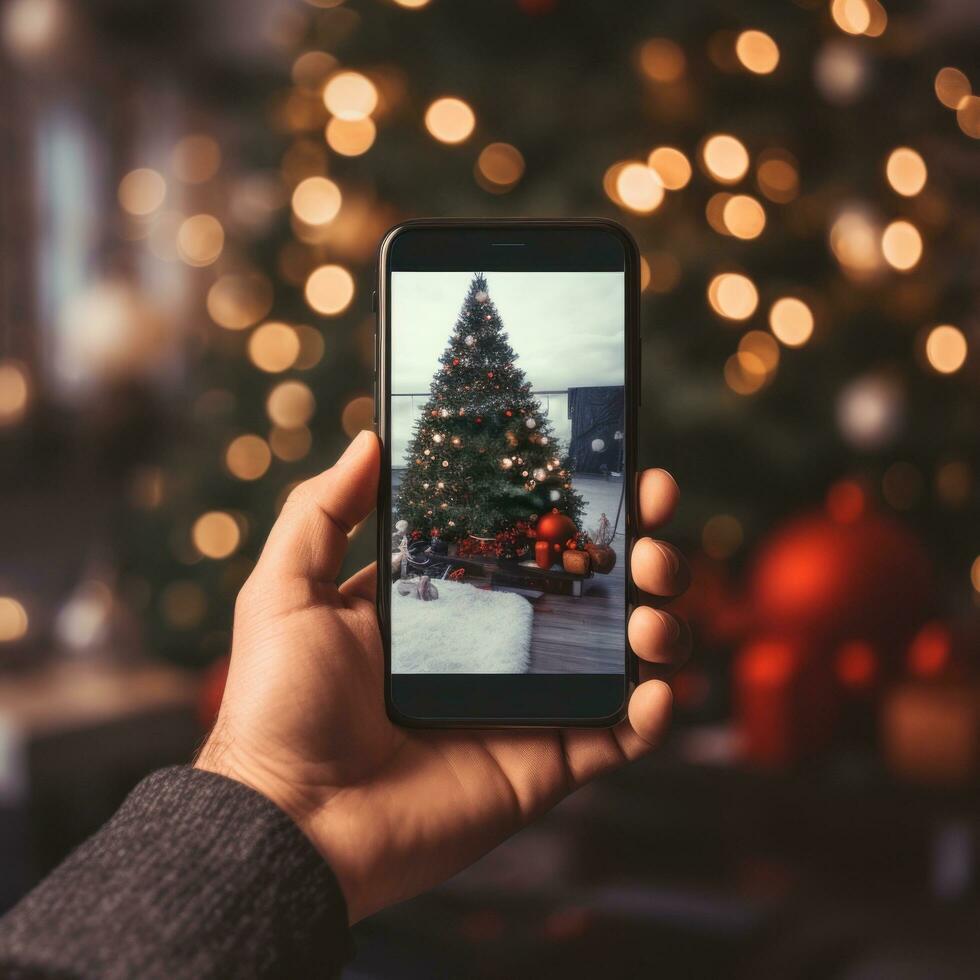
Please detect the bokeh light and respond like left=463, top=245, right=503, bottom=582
left=647, top=146, right=691, bottom=190
left=735, top=30, right=779, bottom=74
left=881, top=220, right=923, bottom=271
left=924, top=325, right=967, bottom=374
left=171, top=134, right=221, bottom=184
left=885, top=147, right=927, bottom=197
left=192, top=511, right=241, bottom=559
left=341, top=395, right=375, bottom=437
left=248, top=322, right=301, bottom=373
left=702, top=514, right=744, bottom=559
left=323, top=71, right=378, bottom=120
left=476, top=143, right=525, bottom=191
left=934, top=67, right=971, bottom=109
left=756, top=149, right=799, bottom=203
left=739, top=330, right=780, bottom=374
left=267, top=380, right=316, bottom=428
left=830, top=208, right=881, bottom=275
left=615, top=163, right=664, bottom=213
left=702, top=134, right=750, bottom=184
left=723, top=194, right=766, bottom=239
left=0, top=360, right=31, bottom=426
left=638, top=38, right=685, bottom=83
left=304, top=264, right=354, bottom=315
left=424, top=97, right=476, bottom=143
left=177, top=214, right=224, bottom=267
left=0, top=596, right=28, bottom=643
left=645, top=252, right=681, bottom=293
left=325, top=116, right=376, bottom=156
left=705, top=192, right=733, bottom=235
left=837, top=374, right=904, bottom=450
left=225, top=434, right=272, bottom=481
left=294, top=325, right=326, bottom=369
left=207, top=273, right=274, bottom=330
left=270, top=426, right=313, bottom=461
left=118, top=168, right=166, bottom=216
left=957, top=96, right=980, bottom=138
left=708, top=273, right=759, bottom=320
left=392, top=0, right=431, bottom=7
left=724, top=352, right=767, bottom=395
left=769, top=297, right=814, bottom=347
left=291, top=175, right=342, bottom=225
left=831, top=0, right=871, bottom=35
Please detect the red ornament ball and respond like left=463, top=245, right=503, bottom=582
left=536, top=510, right=576, bottom=548
left=452, top=357, right=460, bottom=366
left=750, top=510, right=935, bottom=652
left=505, top=410, right=513, bottom=417
left=475, top=416, right=482, bottom=424
left=487, top=371, right=494, bottom=379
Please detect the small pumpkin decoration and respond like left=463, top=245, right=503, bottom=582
left=586, top=513, right=617, bottom=575
left=562, top=549, right=590, bottom=575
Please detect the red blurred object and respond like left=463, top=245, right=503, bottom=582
left=198, top=655, right=230, bottom=729
left=825, top=479, right=866, bottom=524
left=834, top=640, right=878, bottom=691
left=907, top=621, right=952, bottom=678
left=734, top=637, right=837, bottom=766
left=749, top=510, right=935, bottom=655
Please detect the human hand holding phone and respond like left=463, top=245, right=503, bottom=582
left=196, top=431, right=690, bottom=924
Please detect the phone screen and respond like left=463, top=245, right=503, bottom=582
left=381, top=224, right=634, bottom=724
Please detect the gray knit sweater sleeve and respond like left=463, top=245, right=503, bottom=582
left=0, top=766, right=352, bottom=979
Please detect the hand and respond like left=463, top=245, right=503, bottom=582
left=196, top=431, right=691, bottom=923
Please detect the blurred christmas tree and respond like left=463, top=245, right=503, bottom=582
left=108, top=0, right=976, bottom=676
left=395, top=273, right=583, bottom=543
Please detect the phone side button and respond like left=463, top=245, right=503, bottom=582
left=371, top=289, right=378, bottom=312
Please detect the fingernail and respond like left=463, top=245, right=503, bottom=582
left=658, top=610, right=680, bottom=644
left=654, top=542, right=679, bottom=576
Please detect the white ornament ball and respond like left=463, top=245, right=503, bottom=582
left=533, top=468, right=547, bottom=481
left=475, top=291, right=488, bottom=303
left=525, top=418, right=536, bottom=429
left=395, top=519, right=408, bottom=533
left=591, top=438, right=605, bottom=452
left=465, top=335, right=476, bottom=347
left=549, top=490, right=561, bottom=502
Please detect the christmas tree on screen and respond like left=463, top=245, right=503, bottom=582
left=396, top=273, right=583, bottom=543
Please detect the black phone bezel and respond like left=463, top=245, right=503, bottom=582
left=376, top=218, right=640, bottom=728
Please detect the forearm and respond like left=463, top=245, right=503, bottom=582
left=0, top=767, right=351, bottom=980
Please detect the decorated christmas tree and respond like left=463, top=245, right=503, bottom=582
left=395, top=274, right=583, bottom=544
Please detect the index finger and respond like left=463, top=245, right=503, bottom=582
left=638, top=468, right=679, bottom=532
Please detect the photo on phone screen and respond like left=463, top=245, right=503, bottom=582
left=389, top=269, right=625, bottom=676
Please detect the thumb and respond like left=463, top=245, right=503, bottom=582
left=256, top=430, right=380, bottom=584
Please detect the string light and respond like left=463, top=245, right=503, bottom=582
left=615, top=163, right=664, bottom=213
left=425, top=97, right=476, bottom=143
left=325, top=117, right=376, bottom=156
left=756, top=149, right=799, bottom=203
left=291, top=176, right=342, bottom=225
left=702, top=134, right=750, bottom=184
left=207, top=273, right=273, bottom=330
left=885, top=147, right=927, bottom=196
left=392, top=0, right=431, bottom=7
left=702, top=514, right=744, bottom=558
left=0, top=360, right=30, bottom=426
left=706, top=192, right=733, bottom=235
left=881, top=220, right=922, bottom=271
left=225, top=435, right=272, bottom=481
left=292, top=51, right=337, bottom=90
left=323, top=71, right=378, bottom=120
left=192, top=511, right=241, bottom=559
left=0, top=596, right=28, bottom=643
left=177, top=214, right=224, bottom=266
left=972, top=556, right=980, bottom=594
left=769, top=297, right=814, bottom=347
left=735, top=30, right=779, bottom=75
left=722, top=194, right=766, bottom=238
left=831, top=0, right=871, bottom=36
left=171, top=134, right=221, bottom=184
left=933, top=67, right=970, bottom=109
left=708, top=273, right=758, bottom=320
left=293, top=325, right=326, bottom=369
left=647, top=146, right=691, bottom=190
left=341, top=395, right=374, bottom=437
left=304, top=264, right=354, bottom=315
left=739, top=330, right=780, bottom=374
left=476, top=143, right=525, bottom=191
left=118, top=168, right=166, bottom=216
left=267, top=380, right=316, bottom=427
left=248, top=322, right=301, bottom=373
left=270, top=426, right=312, bottom=461
left=724, top=352, right=766, bottom=395
left=957, top=96, right=980, bottom=138
left=830, top=209, right=881, bottom=275
left=924, top=325, right=967, bottom=374
left=638, top=38, right=685, bottom=83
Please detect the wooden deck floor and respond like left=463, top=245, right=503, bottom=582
left=525, top=553, right=625, bottom=673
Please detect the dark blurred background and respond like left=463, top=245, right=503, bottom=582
left=1, top=0, right=978, bottom=975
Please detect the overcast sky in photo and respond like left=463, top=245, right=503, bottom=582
left=391, top=271, right=624, bottom=393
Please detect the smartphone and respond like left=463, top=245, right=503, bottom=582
left=376, top=219, right=639, bottom=727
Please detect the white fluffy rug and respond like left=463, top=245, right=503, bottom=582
left=391, top=579, right=533, bottom=673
